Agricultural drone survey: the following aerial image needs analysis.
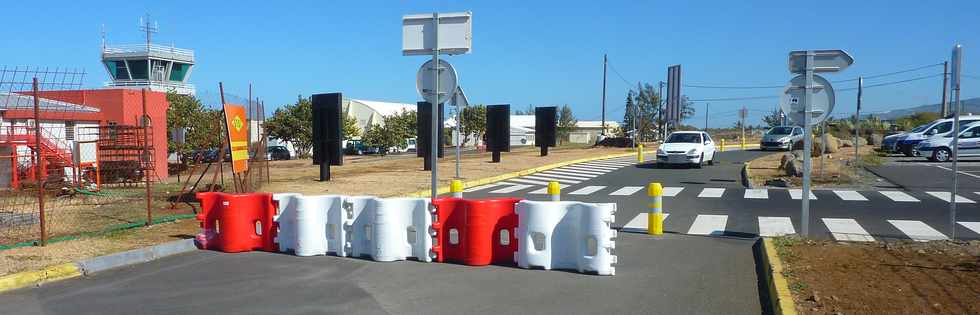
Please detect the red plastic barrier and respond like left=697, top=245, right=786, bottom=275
left=195, top=192, right=278, bottom=253
left=431, top=197, right=522, bottom=266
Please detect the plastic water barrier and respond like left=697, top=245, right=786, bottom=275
left=271, top=194, right=433, bottom=262
left=195, top=192, right=278, bottom=253
left=515, top=200, right=618, bottom=275
left=431, top=197, right=522, bottom=266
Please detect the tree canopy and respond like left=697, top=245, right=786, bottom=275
left=166, top=91, right=222, bottom=155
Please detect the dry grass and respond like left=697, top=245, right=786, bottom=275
left=748, top=145, right=875, bottom=187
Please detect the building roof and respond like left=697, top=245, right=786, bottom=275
left=576, top=120, right=620, bottom=129
left=0, top=92, right=100, bottom=113
left=350, top=99, right=416, bottom=117
left=510, top=115, right=536, bottom=129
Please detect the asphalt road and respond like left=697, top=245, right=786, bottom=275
left=0, top=233, right=763, bottom=315
left=462, top=150, right=980, bottom=241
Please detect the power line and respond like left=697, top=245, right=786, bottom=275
left=606, top=60, right=634, bottom=88
left=684, top=62, right=943, bottom=89
left=690, top=73, right=944, bottom=103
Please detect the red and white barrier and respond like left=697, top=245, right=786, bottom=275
left=515, top=200, right=617, bottom=275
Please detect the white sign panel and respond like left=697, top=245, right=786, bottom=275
left=788, top=50, right=854, bottom=74
left=402, top=12, right=472, bottom=56
left=780, top=74, right=835, bottom=126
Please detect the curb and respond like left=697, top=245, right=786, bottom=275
left=756, top=238, right=797, bottom=315
left=0, top=239, right=198, bottom=293
left=742, top=161, right=755, bottom=189
left=402, top=151, right=637, bottom=197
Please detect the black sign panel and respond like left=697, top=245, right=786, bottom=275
left=486, top=104, right=511, bottom=152
left=416, top=102, right=445, bottom=158
left=312, top=93, right=344, bottom=166
left=535, top=106, right=557, bottom=147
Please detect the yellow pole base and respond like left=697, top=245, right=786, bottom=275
left=648, top=212, right=664, bottom=235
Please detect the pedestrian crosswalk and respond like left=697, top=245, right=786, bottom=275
left=620, top=213, right=980, bottom=242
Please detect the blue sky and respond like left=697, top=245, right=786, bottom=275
left=2, top=0, right=978, bottom=127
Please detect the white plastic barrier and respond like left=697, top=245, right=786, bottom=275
left=515, top=200, right=617, bottom=275
left=347, top=197, right=433, bottom=262
left=272, top=194, right=433, bottom=262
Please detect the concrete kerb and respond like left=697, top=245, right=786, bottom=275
left=743, top=161, right=755, bottom=189
left=755, top=238, right=797, bottom=315
left=402, top=151, right=636, bottom=198
left=0, top=239, right=198, bottom=293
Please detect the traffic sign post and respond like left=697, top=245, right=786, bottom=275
left=784, top=49, right=853, bottom=238
left=949, top=44, right=963, bottom=240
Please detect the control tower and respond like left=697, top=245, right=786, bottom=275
left=101, top=16, right=195, bottom=95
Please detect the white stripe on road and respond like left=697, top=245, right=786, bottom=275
left=743, top=189, right=769, bottom=199
left=887, top=220, right=948, bottom=242
left=697, top=188, right=726, bottom=198
left=528, top=184, right=569, bottom=194
left=570, top=164, right=620, bottom=170
left=622, top=213, right=669, bottom=233
left=569, top=186, right=607, bottom=195
left=584, top=161, right=632, bottom=166
left=463, top=183, right=503, bottom=192
left=879, top=191, right=920, bottom=202
left=489, top=184, right=533, bottom=194
left=789, top=189, right=817, bottom=200
left=550, top=168, right=606, bottom=176
left=609, top=186, right=644, bottom=196
left=758, top=217, right=796, bottom=237
left=687, top=215, right=728, bottom=236
left=506, top=178, right=553, bottom=186
left=522, top=175, right=582, bottom=184
left=822, top=218, right=875, bottom=242
left=926, top=191, right=976, bottom=203
left=662, top=187, right=684, bottom=197
left=538, top=171, right=595, bottom=180
left=833, top=190, right=868, bottom=201
left=563, top=165, right=616, bottom=172
left=959, top=222, right=980, bottom=235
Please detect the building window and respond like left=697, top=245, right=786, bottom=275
left=65, top=122, right=75, bottom=141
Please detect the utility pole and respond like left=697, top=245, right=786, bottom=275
left=950, top=44, right=963, bottom=239
left=855, top=77, right=862, bottom=164
left=658, top=81, right=665, bottom=140
left=941, top=61, right=950, bottom=118
left=601, top=54, right=607, bottom=135
left=704, top=103, right=710, bottom=130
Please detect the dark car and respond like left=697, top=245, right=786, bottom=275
left=268, top=146, right=291, bottom=160
left=344, top=140, right=380, bottom=155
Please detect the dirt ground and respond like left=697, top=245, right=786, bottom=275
left=749, top=145, right=879, bottom=188
left=0, top=145, right=632, bottom=276
left=263, top=145, right=632, bottom=196
left=774, top=237, right=980, bottom=315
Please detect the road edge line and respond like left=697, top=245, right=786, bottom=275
left=0, top=263, right=82, bottom=294
left=759, top=238, right=797, bottom=315
left=400, top=151, right=636, bottom=197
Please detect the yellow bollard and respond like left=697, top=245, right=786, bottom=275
left=647, top=183, right=664, bottom=235
left=547, top=181, right=561, bottom=201
left=740, top=136, right=745, bottom=150
left=637, top=144, right=644, bottom=162
left=451, top=179, right=463, bottom=198
left=720, top=139, right=725, bottom=152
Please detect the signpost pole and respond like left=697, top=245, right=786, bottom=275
left=950, top=44, right=962, bottom=239
left=455, top=100, right=461, bottom=179
left=430, top=12, right=440, bottom=200
left=855, top=77, right=862, bottom=165
left=801, top=50, right=814, bottom=237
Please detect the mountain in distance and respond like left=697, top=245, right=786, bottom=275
left=868, top=97, right=980, bottom=120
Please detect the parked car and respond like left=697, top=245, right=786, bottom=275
left=656, top=131, right=717, bottom=168
left=896, top=116, right=980, bottom=157
left=880, top=131, right=909, bottom=153
left=915, top=121, right=980, bottom=162
left=267, top=146, right=291, bottom=160
left=344, top=140, right=380, bottom=155
left=760, top=126, right=803, bottom=151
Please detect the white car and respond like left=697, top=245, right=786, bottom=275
left=915, top=122, right=980, bottom=162
left=656, top=131, right=717, bottom=168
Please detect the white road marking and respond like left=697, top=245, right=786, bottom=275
left=538, top=171, right=595, bottom=180
left=934, top=165, right=980, bottom=180
left=528, top=184, right=570, bottom=194
left=879, top=191, right=920, bottom=202
left=743, top=189, right=769, bottom=199
left=758, top=217, right=795, bottom=237
left=687, top=215, right=728, bottom=236
left=569, top=185, right=607, bottom=195
left=697, top=188, right=725, bottom=198
left=788, top=189, right=818, bottom=200
left=489, top=184, right=533, bottom=194
left=522, top=175, right=582, bottom=184
left=662, top=187, right=684, bottom=197
left=571, top=163, right=620, bottom=170
left=822, top=218, right=875, bottom=242
left=463, top=183, right=503, bottom=192
left=833, top=190, right=868, bottom=201
left=959, top=222, right=980, bottom=235
left=549, top=168, right=605, bottom=176
left=887, top=220, right=948, bottom=242
left=622, top=213, right=669, bottom=233
left=925, top=191, right=976, bottom=203
left=506, top=178, right=553, bottom=186
left=609, top=186, right=644, bottom=196
left=563, top=165, right=616, bottom=172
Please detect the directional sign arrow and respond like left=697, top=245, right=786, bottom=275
left=788, top=50, right=854, bottom=74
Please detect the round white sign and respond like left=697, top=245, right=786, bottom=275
left=780, top=74, right=835, bottom=126
left=416, top=59, right=458, bottom=105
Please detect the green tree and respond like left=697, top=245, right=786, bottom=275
left=361, top=123, right=401, bottom=155
left=633, top=82, right=662, bottom=141
left=342, top=111, right=361, bottom=140
left=679, top=95, right=696, bottom=120
left=265, top=95, right=313, bottom=158
left=384, top=109, right=417, bottom=139
left=166, top=91, right=221, bottom=156
left=621, top=91, right=636, bottom=137
left=557, top=104, right=577, bottom=144
left=762, top=107, right=783, bottom=127
left=459, top=104, right=486, bottom=146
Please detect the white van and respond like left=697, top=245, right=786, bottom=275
left=896, top=115, right=980, bottom=157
